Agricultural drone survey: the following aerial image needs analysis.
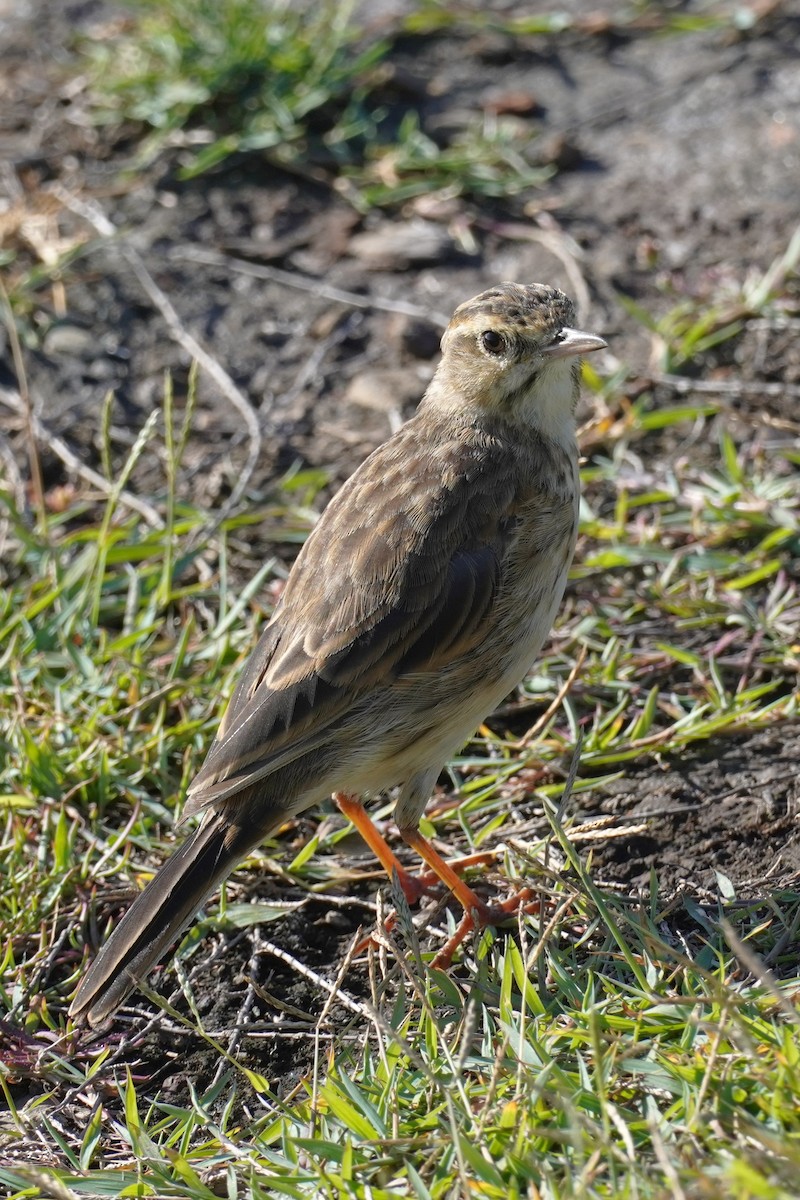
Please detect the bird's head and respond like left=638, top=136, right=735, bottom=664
left=424, top=282, right=606, bottom=445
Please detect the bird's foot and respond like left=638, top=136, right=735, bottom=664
left=353, top=855, right=503, bottom=957
left=431, top=887, right=540, bottom=970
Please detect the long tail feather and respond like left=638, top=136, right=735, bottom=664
left=69, top=812, right=267, bottom=1027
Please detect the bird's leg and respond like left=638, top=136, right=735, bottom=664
left=335, top=794, right=539, bottom=967
left=333, top=792, right=430, bottom=904
left=335, top=793, right=500, bottom=903
left=397, top=826, right=494, bottom=922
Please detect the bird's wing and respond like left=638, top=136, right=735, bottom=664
left=186, top=419, right=519, bottom=812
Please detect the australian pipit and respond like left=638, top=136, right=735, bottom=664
left=70, top=282, right=606, bottom=1026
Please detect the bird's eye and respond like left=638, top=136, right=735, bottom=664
left=480, top=329, right=505, bottom=355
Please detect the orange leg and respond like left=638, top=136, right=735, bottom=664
left=334, top=792, right=539, bottom=968
left=398, top=826, right=493, bottom=922
left=335, top=794, right=502, bottom=904
left=334, top=792, right=429, bottom=904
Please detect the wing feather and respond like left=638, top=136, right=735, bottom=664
left=186, top=416, right=521, bottom=812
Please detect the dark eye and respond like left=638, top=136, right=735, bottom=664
left=480, top=329, right=505, bottom=355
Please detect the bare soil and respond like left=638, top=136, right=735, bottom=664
left=2, top=0, right=800, bottom=1105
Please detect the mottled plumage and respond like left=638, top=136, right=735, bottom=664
left=70, top=282, right=605, bottom=1026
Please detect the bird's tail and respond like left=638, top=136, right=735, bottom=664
left=69, top=808, right=269, bottom=1027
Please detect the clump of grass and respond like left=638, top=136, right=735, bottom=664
left=81, top=0, right=551, bottom=207
left=85, top=0, right=388, bottom=177
left=339, top=110, right=551, bottom=212
left=0, top=379, right=293, bottom=1041
left=619, top=225, right=800, bottom=372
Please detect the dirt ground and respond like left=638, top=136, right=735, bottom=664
left=2, top=0, right=800, bottom=1100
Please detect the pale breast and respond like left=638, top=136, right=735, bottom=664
left=368, top=484, right=579, bottom=789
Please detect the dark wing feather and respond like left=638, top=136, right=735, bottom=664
left=186, top=416, right=518, bottom=813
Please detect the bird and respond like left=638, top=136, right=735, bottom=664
left=69, top=282, right=606, bottom=1027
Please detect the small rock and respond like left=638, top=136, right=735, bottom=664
left=320, top=910, right=354, bottom=932
left=349, top=219, right=454, bottom=271
left=482, top=87, right=542, bottom=117
left=536, top=132, right=585, bottom=171
left=309, top=306, right=347, bottom=340
left=363, top=61, right=429, bottom=102
left=42, top=321, right=95, bottom=357
left=305, top=206, right=361, bottom=267
left=345, top=367, right=432, bottom=413
left=467, top=32, right=518, bottom=65
left=407, top=192, right=463, bottom=221
left=388, top=313, right=442, bottom=360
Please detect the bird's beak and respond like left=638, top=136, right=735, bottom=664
left=541, top=327, right=607, bottom=360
